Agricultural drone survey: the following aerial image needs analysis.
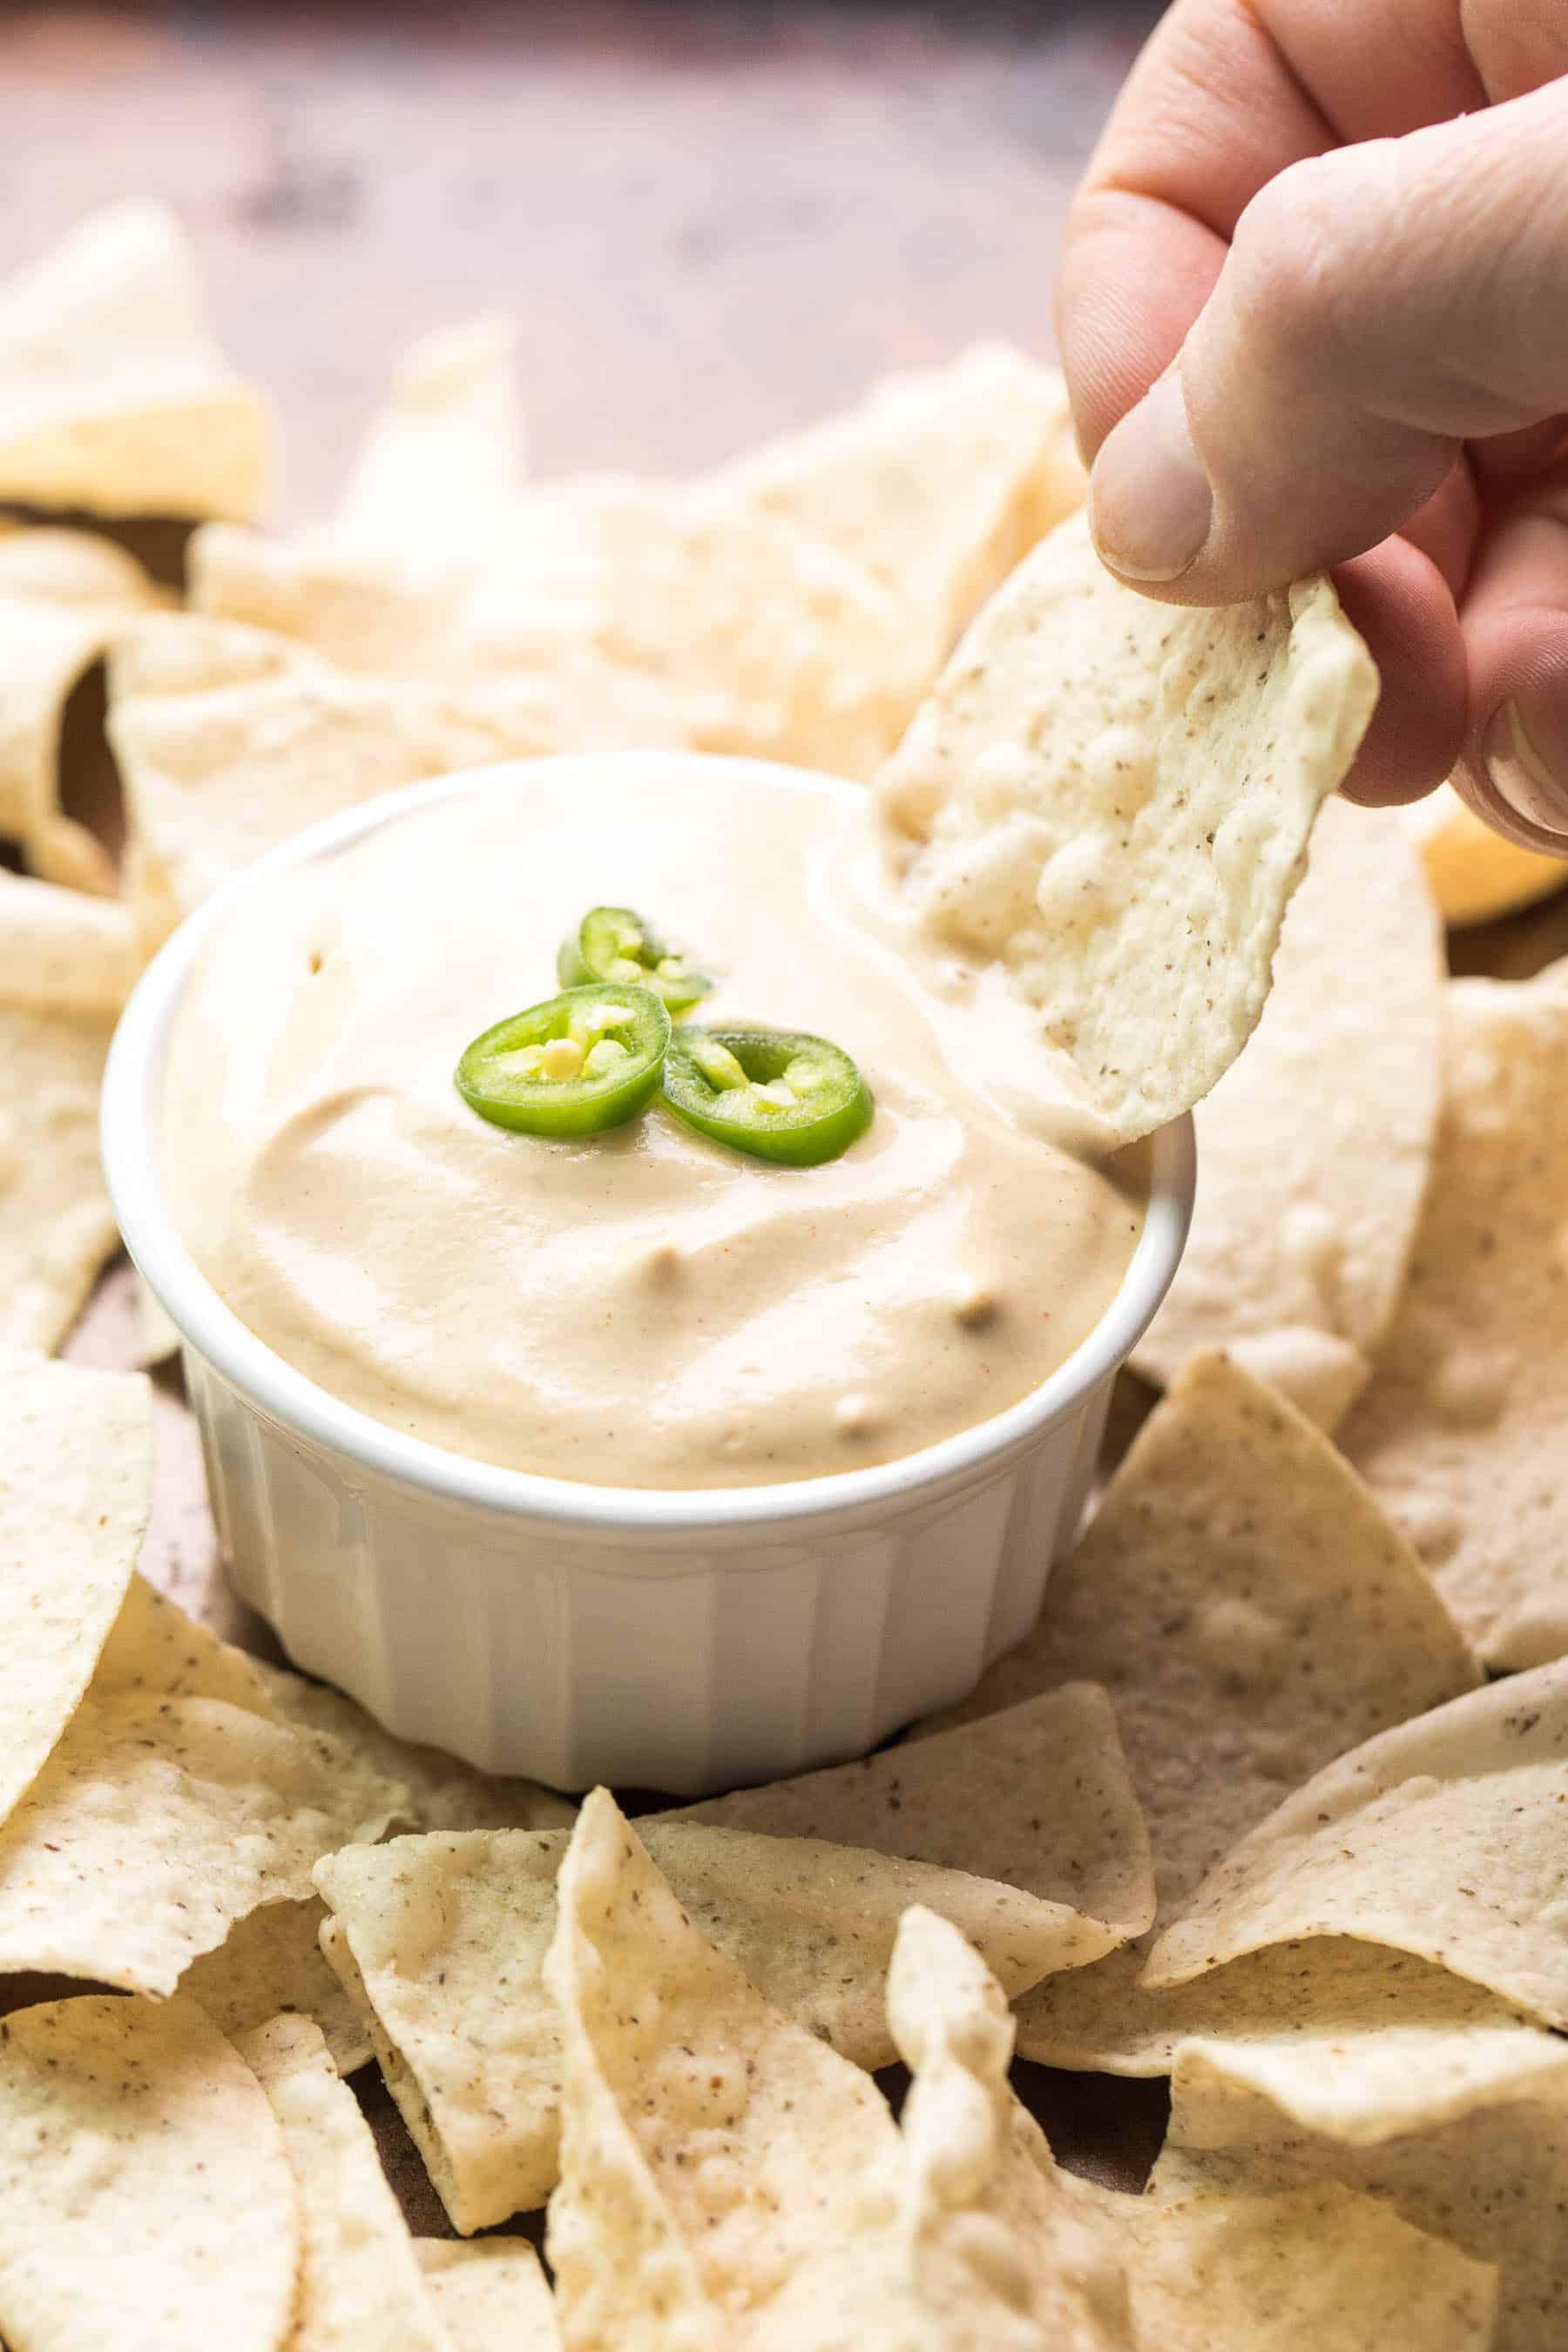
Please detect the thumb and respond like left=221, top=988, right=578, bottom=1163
left=1088, top=79, right=1568, bottom=602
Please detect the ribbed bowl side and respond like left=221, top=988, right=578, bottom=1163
left=183, top=1352, right=1108, bottom=1795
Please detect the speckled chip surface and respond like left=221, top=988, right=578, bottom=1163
left=875, top=511, right=1378, bottom=1141
left=1342, top=961, right=1568, bottom=1666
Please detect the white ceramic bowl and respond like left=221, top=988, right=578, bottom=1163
left=103, top=756, right=1194, bottom=1796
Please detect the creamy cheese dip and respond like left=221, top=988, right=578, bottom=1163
left=162, top=760, right=1146, bottom=1489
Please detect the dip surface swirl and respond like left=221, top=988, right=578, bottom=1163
left=162, top=760, right=1145, bottom=1489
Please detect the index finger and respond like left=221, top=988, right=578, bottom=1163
left=1057, top=0, right=1487, bottom=456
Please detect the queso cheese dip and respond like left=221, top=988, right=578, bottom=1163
left=161, top=760, right=1146, bottom=1490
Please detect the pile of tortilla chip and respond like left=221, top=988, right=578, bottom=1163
left=2, top=199, right=1567, bottom=2349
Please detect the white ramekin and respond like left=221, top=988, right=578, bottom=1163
left=103, top=755, right=1193, bottom=1796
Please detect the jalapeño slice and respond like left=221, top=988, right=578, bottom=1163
left=661, top=1026, right=873, bottom=1167
left=456, top=983, right=671, bottom=1137
left=557, top=905, right=713, bottom=1016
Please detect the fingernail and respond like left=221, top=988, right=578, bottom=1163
left=1088, top=370, right=1213, bottom=582
left=1476, top=701, right=1568, bottom=847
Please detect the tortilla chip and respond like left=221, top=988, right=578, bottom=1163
left=1168, top=1970, right=1568, bottom=2146
left=189, top=521, right=465, bottom=682
left=0, top=1992, right=297, bottom=2352
left=874, top=512, right=1378, bottom=1141
left=0, top=526, right=164, bottom=889
left=715, top=343, right=1085, bottom=664
left=445, top=475, right=929, bottom=775
left=1341, top=960, right=1568, bottom=1665
left=0, top=868, right=140, bottom=1009
left=98, top=1570, right=575, bottom=1837
left=0, top=862, right=144, bottom=1348
left=314, top=1808, right=1107, bottom=2231
left=1115, top=2180, right=1494, bottom=2349
left=668, top=1683, right=1154, bottom=1949
left=1407, top=777, right=1566, bottom=927
left=181, top=1897, right=374, bottom=2074
left=1132, top=801, right=1443, bottom=1427
left=416, top=2241, right=560, bottom=2351
left=135, top=1268, right=182, bottom=1365
left=1156, top=2034, right=1568, bottom=2352
left=926, top=1354, right=1478, bottom=1905
left=95, top=1569, right=283, bottom=1712
left=190, top=315, right=528, bottom=674
left=863, top=1903, right=1133, bottom=2349
left=249, top=1656, right=578, bottom=1837
left=642, top=1821, right=1114, bottom=2045
left=239, top=2012, right=449, bottom=2350
left=919, top=1352, right=1479, bottom=2072
left=0, top=1688, right=409, bottom=1994
left=0, top=1348, right=151, bottom=1830
left=108, top=612, right=691, bottom=930
left=1145, top=1659, right=1568, bottom=2026
left=331, top=314, right=527, bottom=554
left=0, top=201, right=270, bottom=522
left=875, top=1908, right=1493, bottom=2352
left=544, top=1790, right=902, bottom=2349
left=0, top=1001, right=118, bottom=1350
left=1009, top=1933, right=1533, bottom=2083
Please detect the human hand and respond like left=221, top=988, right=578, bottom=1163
left=1056, top=0, right=1568, bottom=851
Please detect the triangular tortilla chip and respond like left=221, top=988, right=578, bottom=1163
left=1146, top=1659, right=1568, bottom=2026
left=666, top=1683, right=1154, bottom=1950
left=240, top=2014, right=451, bottom=2350
left=332, top=314, right=526, bottom=554
left=1006, top=1933, right=1534, bottom=2084
left=0, top=525, right=164, bottom=889
left=445, top=475, right=929, bottom=775
left=0, top=1688, right=409, bottom=1993
left=1155, top=2031, right=1568, bottom=2352
left=1168, top=1977, right=1568, bottom=2146
left=249, top=1653, right=578, bottom=1837
left=0, top=868, right=140, bottom=1007
left=874, top=512, right=1378, bottom=1140
left=108, top=612, right=691, bottom=930
left=0, top=1000, right=118, bottom=1350
left=544, top=1791, right=902, bottom=2349
left=0, top=863, right=132, bottom=1346
left=0, top=1993, right=297, bottom=2352
left=181, top=1897, right=373, bottom=2074
left=1406, top=777, right=1565, bottom=927
left=190, top=315, right=529, bottom=674
left=715, top=342, right=1085, bottom=664
left=314, top=1805, right=1116, bottom=2231
left=0, top=1348, right=151, bottom=1830
left=98, top=1571, right=575, bottom=1835
left=1342, top=960, right=1568, bottom=1665
left=1110, top=2178, right=1494, bottom=2351
left=94, top=1570, right=285, bottom=1713
left=863, top=1908, right=1495, bottom=2352
left=918, top=1353, right=1479, bottom=2072
left=416, top=2240, right=560, bottom=2351
left=94, top=1574, right=564, bottom=2056
left=0, top=200, right=269, bottom=521
left=1132, top=801, right=1443, bottom=1429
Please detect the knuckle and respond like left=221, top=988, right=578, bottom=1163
left=1226, top=152, right=1383, bottom=384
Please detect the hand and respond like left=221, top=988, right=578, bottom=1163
left=1056, top=0, right=1568, bottom=851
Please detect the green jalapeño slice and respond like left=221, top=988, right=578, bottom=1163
left=456, top=983, right=672, bottom=1137
left=661, top=1026, right=873, bottom=1167
left=557, top=905, right=713, bottom=1016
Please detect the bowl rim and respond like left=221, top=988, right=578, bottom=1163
left=102, top=752, right=1194, bottom=1539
